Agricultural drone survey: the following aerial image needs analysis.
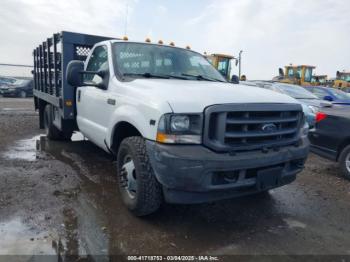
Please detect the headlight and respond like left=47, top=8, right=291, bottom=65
left=170, top=115, right=190, bottom=132
left=156, top=114, right=203, bottom=144
left=300, top=122, right=309, bottom=138
left=307, top=105, right=318, bottom=114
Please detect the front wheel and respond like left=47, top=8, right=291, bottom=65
left=116, top=136, right=162, bottom=216
left=339, top=145, right=350, bottom=180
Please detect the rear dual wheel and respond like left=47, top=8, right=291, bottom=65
left=43, top=105, right=72, bottom=141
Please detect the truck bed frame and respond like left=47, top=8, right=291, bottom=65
left=33, top=31, right=117, bottom=131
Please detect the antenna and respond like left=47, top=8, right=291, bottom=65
left=124, top=1, right=129, bottom=36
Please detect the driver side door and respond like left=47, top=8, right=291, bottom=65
left=76, top=45, right=113, bottom=149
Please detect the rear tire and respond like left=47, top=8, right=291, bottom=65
left=19, top=91, right=27, bottom=98
left=44, top=105, right=71, bottom=141
left=339, top=145, right=350, bottom=180
left=116, top=136, right=162, bottom=216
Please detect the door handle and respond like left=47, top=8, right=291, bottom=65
left=107, top=98, right=116, bottom=105
left=77, top=90, right=81, bottom=102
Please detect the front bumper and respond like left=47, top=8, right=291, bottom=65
left=0, top=89, right=17, bottom=97
left=146, top=138, right=309, bottom=204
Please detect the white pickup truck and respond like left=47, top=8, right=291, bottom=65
left=33, top=32, right=309, bottom=216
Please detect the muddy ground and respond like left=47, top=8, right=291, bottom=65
left=0, top=98, right=350, bottom=259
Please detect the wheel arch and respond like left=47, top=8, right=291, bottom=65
left=337, top=137, right=350, bottom=161
left=110, top=121, right=143, bottom=155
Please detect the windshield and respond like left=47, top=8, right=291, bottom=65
left=112, top=43, right=226, bottom=82
left=216, top=57, right=231, bottom=79
left=274, top=84, right=318, bottom=99
left=304, top=67, right=313, bottom=82
left=339, top=74, right=350, bottom=82
left=12, top=79, right=30, bottom=86
left=0, top=77, right=16, bottom=84
left=329, top=88, right=350, bottom=100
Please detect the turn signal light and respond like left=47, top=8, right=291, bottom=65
left=156, top=132, right=174, bottom=143
left=145, top=38, right=151, bottom=43
left=316, top=112, right=327, bottom=123
left=158, top=40, right=163, bottom=44
left=123, top=36, right=128, bottom=41
left=169, top=42, right=175, bottom=46
left=65, top=100, right=73, bottom=107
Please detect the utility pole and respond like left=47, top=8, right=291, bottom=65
left=238, top=50, right=243, bottom=78
left=124, top=2, right=129, bottom=36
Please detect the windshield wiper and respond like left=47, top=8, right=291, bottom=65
left=161, top=74, right=190, bottom=80
left=122, top=72, right=170, bottom=79
left=181, top=73, right=225, bottom=82
left=123, top=72, right=190, bottom=80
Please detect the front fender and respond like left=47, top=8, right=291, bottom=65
left=105, top=104, right=171, bottom=147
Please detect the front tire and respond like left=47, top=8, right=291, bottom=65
left=117, top=136, right=162, bottom=216
left=339, top=145, right=350, bottom=180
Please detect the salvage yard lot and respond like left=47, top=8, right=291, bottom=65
left=0, top=98, right=350, bottom=256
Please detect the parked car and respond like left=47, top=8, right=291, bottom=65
left=309, top=106, right=350, bottom=180
left=0, top=79, right=34, bottom=98
left=240, top=81, right=330, bottom=128
left=305, top=86, right=350, bottom=105
left=33, top=32, right=309, bottom=216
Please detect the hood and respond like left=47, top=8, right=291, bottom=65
left=332, top=99, right=350, bottom=105
left=126, top=79, right=300, bottom=113
left=297, top=98, right=332, bottom=108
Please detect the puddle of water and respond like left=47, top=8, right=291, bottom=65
left=283, top=218, right=307, bottom=229
left=2, top=132, right=86, bottom=161
left=0, top=218, right=56, bottom=255
left=3, top=135, right=42, bottom=161
left=1, top=108, right=31, bottom=111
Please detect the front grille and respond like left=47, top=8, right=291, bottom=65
left=203, top=103, right=303, bottom=152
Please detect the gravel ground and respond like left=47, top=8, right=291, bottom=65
left=0, top=98, right=350, bottom=259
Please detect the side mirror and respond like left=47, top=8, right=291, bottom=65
left=66, top=60, right=108, bottom=90
left=84, top=69, right=109, bottom=90
left=323, top=95, right=333, bottom=102
left=231, top=75, right=239, bottom=84
left=66, top=60, right=84, bottom=87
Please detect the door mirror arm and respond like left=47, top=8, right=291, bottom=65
left=80, top=69, right=109, bottom=90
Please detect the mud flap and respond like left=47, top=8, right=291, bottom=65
left=256, top=166, right=283, bottom=190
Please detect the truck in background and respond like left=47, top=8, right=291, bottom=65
left=275, top=65, right=316, bottom=87
left=33, top=31, right=309, bottom=216
left=334, top=71, right=350, bottom=89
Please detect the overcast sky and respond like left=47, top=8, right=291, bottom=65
left=0, top=0, right=349, bottom=79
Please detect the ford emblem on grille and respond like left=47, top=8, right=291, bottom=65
left=262, top=123, right=277, bottom=132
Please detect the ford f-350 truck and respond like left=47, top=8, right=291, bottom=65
left=33, top=32, right=309, bottom=216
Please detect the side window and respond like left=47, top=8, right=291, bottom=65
left=287, top=68, right=294, bottom=77
left=85, top=46, right=108, bottom=81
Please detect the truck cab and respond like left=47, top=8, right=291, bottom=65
left=34, top=32, right=309, bottom=216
